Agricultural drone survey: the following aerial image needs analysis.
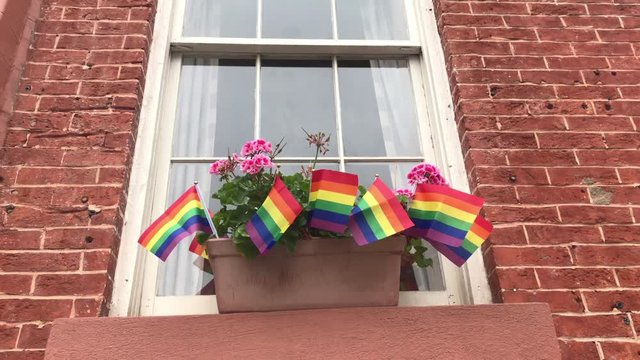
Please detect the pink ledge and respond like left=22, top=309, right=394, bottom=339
left=45, top=304, right=561, bottom=360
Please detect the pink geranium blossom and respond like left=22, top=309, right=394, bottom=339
left=407, top=163, right=447, bottom=186
left=241, top=139, right=273, bottom=157
left=240, top=154, right=273, bottom=175
left=394, top=188, right=415, bottom=198
left=209, top=153, right=239, bottom=176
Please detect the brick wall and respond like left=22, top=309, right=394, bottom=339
left=0, top=0, right=154, bottom=358
left=434, top=0, right=640, bottom=358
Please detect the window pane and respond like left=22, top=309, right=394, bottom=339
left=345, top=162, right=445, bottom=291
left=183, top=0, right=257, bottom=38
left=173, top=58, right=256, bottom=158
left=336, top=0, right=409, bottom=40
left=261, top=60, right=336, bottom=156
left=339, top=60, right=421, bottom=157
left=262, top=0, right=332, bottom=39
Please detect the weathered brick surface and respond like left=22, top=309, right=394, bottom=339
left=0, top=0, right=155, bottom=358
left=435, top=0, right=640, bottom=357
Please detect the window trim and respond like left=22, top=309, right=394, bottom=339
left=110, top=0, right=492, bottom=317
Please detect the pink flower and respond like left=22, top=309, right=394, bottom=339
left=407, top=163, right=447, bottom=186
left=241, top=139, right=272, bottom=157
left=209, top=153, right=239, bottom=176
left=240, top=154, right=272, bottom=175
left=394, top=188, right=415, bottom=198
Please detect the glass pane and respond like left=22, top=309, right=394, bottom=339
left=173, top=58, right=256, bottom=158
left=345, top=162, right=446, bottom=291
left=261, top=60, right=336, bottom=156
left=336, top=0, right=409, bottom=40
left=183, top=0, right=257, bottom=38
left=262, top=0, right=332, bottom=39
left=157, top=163, right=220, bottom=296
left=339, top=60, right=421, bottom=157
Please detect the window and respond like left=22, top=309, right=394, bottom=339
left=111, top=0, right=492, bottom=316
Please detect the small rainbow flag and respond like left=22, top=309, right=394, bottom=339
left=246, top=176, right=303, bottom=254
left=428, top=216, right=493, bottom=266
left=406, top=184, right=484, bottom=247
left=308, top=169, right=358, bottom=233
left=138, top=185, right=214, bottom=261
left=348, top=178, right=414, bottom=246
left=189, top=237, right=208, bottom=259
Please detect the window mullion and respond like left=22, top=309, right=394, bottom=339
left=257, top=0, right=263, bottom=39
left=255, top=55, right=262, bottom=139
left=330, top=0, right=338, bottom=40
left=332, top=57, right=346, bottom=172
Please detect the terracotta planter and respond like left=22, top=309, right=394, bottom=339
left=206, top=236, right=405, bottom=313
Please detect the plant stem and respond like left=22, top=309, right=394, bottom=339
left=312, top=145, right=320, bottom=169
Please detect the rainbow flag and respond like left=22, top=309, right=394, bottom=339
left=428, top=216, right=493, bottom=266
left=138, top=185, right=214, bottom=261
left=348, top=178, right=414, bottom=246
left=406, top=184, right=484, bottom=247
left=246, top=176, right=303, bottom=254
left=308, top=169, right=358, bottom=233
left=189, top=237, right=208, bottom=259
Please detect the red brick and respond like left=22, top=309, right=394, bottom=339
left=74, top=298, right=104, bottom=317
left=507, top=150, right=577, bottom=166
left=465, top=149, right=509, bottom=166
left=57, top=35, right=124, bottom=50
left=30, top=49, right=88, bottom=64
left=34, top=273, right=108, bottom=296
left=36, top=20, right=94, bottom=34
left=17, top=324, right=51, bottom=349
left=16, top=167, right=97, bottom=185
left=27, top=132, right=106, bottom=148
left=537, top=268, right=616, bottom=289
left=48, top=65, right=120, bottom=80
left=455, top=70, right=520, bottom=84
left=538, top=133, right=605, bottom=149
left=0, top=275, right=32, bottom=295
left=512, top=42, right=573, bottom=56
left=521, top=71, right=584, bottom=85
left=456, top=85, right=489, bottom=100
left=526, top=225, right=602, bottom=245
left=0, top=148, right=64, bottom=166
left=101, top=0, right=153, bottom=6
left=79, top=80, right=139, bottom=96
left=0, top=350, right=46, bottom=360
left=546, top=57, right=609, bottom=70
left=559, top=205, right=633, bottom=224
left=518, top=187, right=590, bottom=204
left=487, top=226, right=526, bottom=245
left=565, top=116, right=634, bottom=131
left=492, top=246, right=572, bottom=266
left=87, top=50, right=146, bottom=64
left=473, top=167, right=549, bottom=186
left=95, top=21, right=149, bottom=35
left=584, top=70, right=640, bottom=86
left=491, top=85, right=556, bottom=99
left=0, top=325, right=19, bottom=349
left=484, top=205, right=561, bottom=223
left=537, top=29, right=596, bottom=42
left=530, top=3, right=587, bottom=15
left=504, top=16, right=563, bottom=28
left=70, top=112, right=135, bottom=132
left=584, top=290, right=640, bottom=312
left=558, top=341, right=600, bottom=360
left=0, top=230, right=41, bottom=250
left=464, top=132, right=536, bottom=149
left=0, top=252, right=80, bottom=272
left=38, top=97, right=111, bottom=112
left=577, top=150, right=640, bottom=166
left=19, top=81, right=79, bottom=95
left=5, top=206, right=89, bottom=228
left=448, top=41, right=511, bottom=56
left=574, top=43, right=634, bottom=56
left=494, top=268, right=539, bottom=290
left=563, top=16, right=622, bottom=29
left=474, top=186, right=518, bottom=204
left=617, top=268, right=640, bottom=287
left=477, top=28, right=536, bottom=41
left=556, top=86, right=619, bottom=100
left=83, top=250, right=113, bottom=271
left=554, top=315, right=633, bottom=337
left=62, top=150, right=127, bottom=166
left=441, top=14, right=504, bottom=27
left=609, top=57, right=640, bottom=70
left=529, top=101, right=595, bottom=116
left=588, top=4, right=640, bottom=15
left=547, top=167, right=619, bottom=186
left=438, top=2, right=470, bottom=14
left=63, top=7, right=129, bottom=20
left=97, top=167, right=127, bottom=184
left=43, top=228, right=116, bottom=250
left=495, top=116, right=566, bottom=131
left=482, top=56, right=546, bottom=70
left=51, top=186, right=122, bottom=207
left=573, top=245, right=640, bottom=266
left=600, top=342, right=640, bottom=360
left=0, top=299, right=72, bottom=322
left=502, top=290, right=584, bottom=312
left=471, top=2, right=528, bottom=14
left=0, top=187, right=53, bottom=206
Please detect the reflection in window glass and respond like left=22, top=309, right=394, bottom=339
left=262, top=0, right=332, bottom=39
left=261, top=60, right=336, bottom=156
left=172, top=58, right=256, bottom=158
left=336, top=0, right=409, bottom=40
left=339, top=60, right=421, bottom=157
left=183, top=0, right=257, bottom=38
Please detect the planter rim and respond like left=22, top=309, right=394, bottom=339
left=207, top=236, right=405, bottom=258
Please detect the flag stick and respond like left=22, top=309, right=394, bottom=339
left=194, top=181, right=219, bottom=239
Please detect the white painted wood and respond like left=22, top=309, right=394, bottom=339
left=153, top=295, right=219, bottom=316
left=415, top=0, right=492, bottom=305
left=109, top=0, right=178, bottom=317
left=171, top=38, right=421, bottom=56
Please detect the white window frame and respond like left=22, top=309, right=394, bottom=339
left=110, top=0, right=492, bottom=317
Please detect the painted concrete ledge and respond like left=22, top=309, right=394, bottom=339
left=45, top=304, right=560, bottom=359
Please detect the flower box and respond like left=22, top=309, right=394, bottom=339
left=206, top=236, right=405, bottom=313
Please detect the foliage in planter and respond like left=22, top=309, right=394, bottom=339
left=203, top=131, right=443, bottom=267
